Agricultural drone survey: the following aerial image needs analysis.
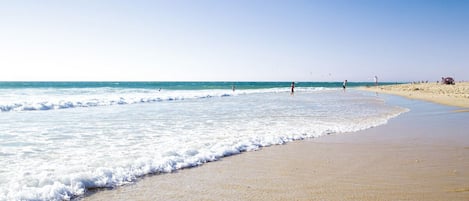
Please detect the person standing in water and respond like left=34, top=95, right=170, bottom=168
left=343, top=80, right=347, bottom=91
left=374, top=75, right=378, bottom=86
left=290, top=82, right=295, bottom=95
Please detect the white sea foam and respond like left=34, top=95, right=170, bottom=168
left=0, top=87, right=327, bottom=112
left=0, top=89, right=407, bottom=201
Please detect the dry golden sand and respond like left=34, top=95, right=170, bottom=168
left=83, top=97, right=469, bottom=201
left=360, top=82, right=469, bottom=108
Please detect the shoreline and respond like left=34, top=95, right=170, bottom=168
left=358, top=82, right=469, bottom=108
left=83, top=93, right=469, bottom=201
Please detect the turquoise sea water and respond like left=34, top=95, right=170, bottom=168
left=0, top=82, right=406, bottom=200
left=0, top=81, right=388, bottom=90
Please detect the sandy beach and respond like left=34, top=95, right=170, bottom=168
left=82, top=92, right=469, bottom=201
left=360, top=82, right=469, bottom=109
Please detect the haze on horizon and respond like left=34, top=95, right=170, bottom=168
left=1, top=0, right=468, bottom=82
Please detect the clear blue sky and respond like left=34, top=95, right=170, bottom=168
left=1, top=0, right=468, bottom=82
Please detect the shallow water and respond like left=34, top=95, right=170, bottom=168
left=0, top=84, right=407, bottom=201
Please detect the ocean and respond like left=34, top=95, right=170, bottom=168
left=0, top=82, right=407, bottom=201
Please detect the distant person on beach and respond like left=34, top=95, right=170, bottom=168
left=343, top=80, right=347, bottom=90
left=232, top=84, right=235, bottom=92
left=291, top=82, right=295, bottom=95
left=374, top=76, right=378, bottom=86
